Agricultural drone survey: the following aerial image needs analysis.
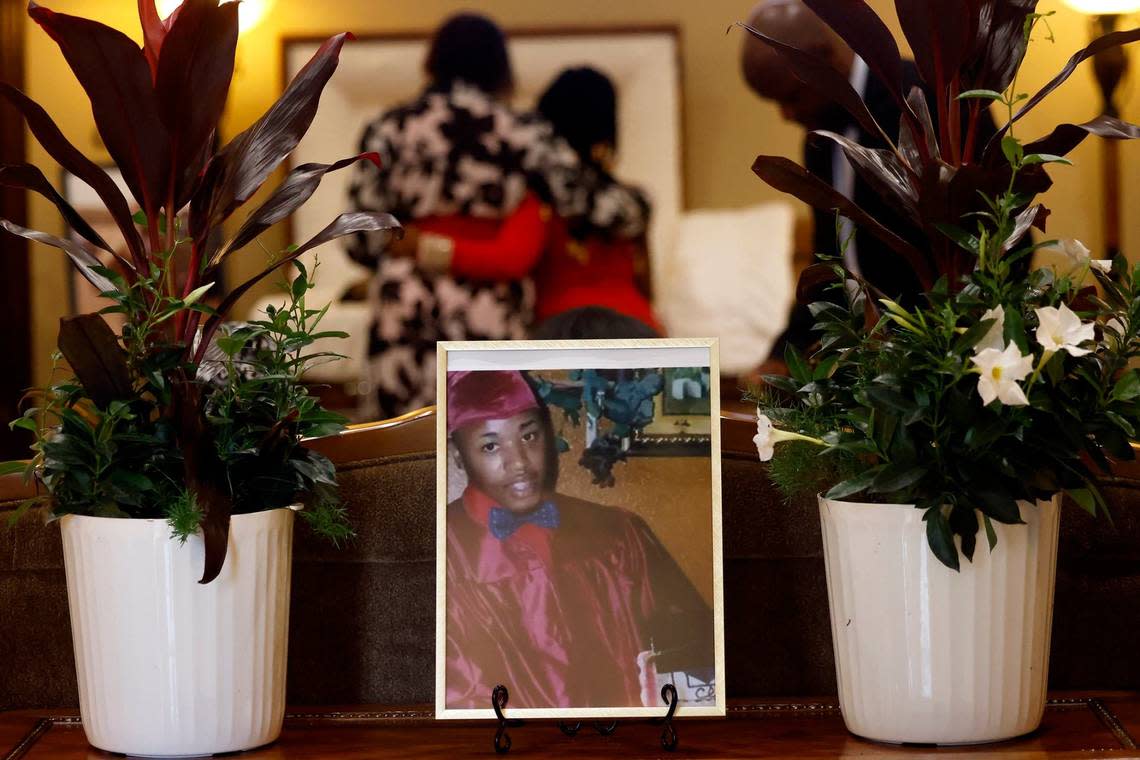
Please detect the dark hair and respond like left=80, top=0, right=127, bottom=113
left=530, top=306, right=660, bottom=341
left=424, top=13, right=514, bottom=95
left=536, top=67, right=617, bottom=163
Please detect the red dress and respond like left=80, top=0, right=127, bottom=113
left=421, top=193, right=660, bottom=331
left=445, top=486, right=713, bottom=710
left=533, top=216, right=659, bottom=330
left=417, top=193, right=550, bottom=281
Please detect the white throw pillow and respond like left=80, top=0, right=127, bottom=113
left=657, top=203, right=795, bottom=375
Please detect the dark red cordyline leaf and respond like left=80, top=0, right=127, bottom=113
left=212, top=153, right=382, bottom=266
left=29, top=2, right=171, bottom=220
left=196, top=210, right=401, bottom=362
left=800, top=0, right=917, bottom=131
left=1023, top=115, right=1140, bottom=158
left=987, top=27, right=1140, bottom=154
left=56, top=314, right=133, bottom=409
left=0, top=83, right=145, bottom=267
left=917, top=160, right=1051, bottom=282
left=0, top=163, right=121, bottom=263
left=156, top=0, right=238, bottom=210
left=962, top=0, right=1039, bottom=93
left=162, top=3, right=183, bottom=29
left=895, top=0, right=980, bottom=94
left=257, top=410, right=299, bottom=464
left=1, top=219, right=118, bottom=295
left=914, top=160, right=984, bottom=285
left=138, top=0, right=165, bottom=81
left=171, top=378, right=231, bottom=584
left=895, top=0, right=984, bottom=164
left=195, top=490, right=229, bottom=584
left=752, top=155, right=933, bottom=288
left=811, top=130, right=919, bottom=219
left=737, top=23, right=891, bottom=147
left=190, top=32, right=354, bottom=255
left=898, top=86, right=939, bottom=172
left=795, top=263, right=840, bottom=304
left=1002, top=203, right=1045, bottom=252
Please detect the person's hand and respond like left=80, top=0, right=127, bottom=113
left=386, top=225, right=419, bottom=258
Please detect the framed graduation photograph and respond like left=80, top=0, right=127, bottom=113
left=435, top=339, right=725, bottom=720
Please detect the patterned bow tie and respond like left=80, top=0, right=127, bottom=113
left=489, top=502, right=560, bottom=540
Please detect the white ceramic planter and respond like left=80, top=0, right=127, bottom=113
left=819, top=495, right=1061, bottom=745
left=59, top=508, right=295, bottom=757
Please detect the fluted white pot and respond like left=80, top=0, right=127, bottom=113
left=819, top=495, right=1061, bottom=745
left=59, top=508, right=295, bottom=757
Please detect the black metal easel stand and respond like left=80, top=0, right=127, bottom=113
left=491, top=682, right=679, bottom=754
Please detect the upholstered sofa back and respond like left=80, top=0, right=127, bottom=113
left=1, top=410, right=1138, bottom=710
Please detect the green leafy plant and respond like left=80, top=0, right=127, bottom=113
left=748, top=2, right=1140, bottom=570
left=0, top=0, right=400, bottom=582
left=533, top=369, right=665, bottom=486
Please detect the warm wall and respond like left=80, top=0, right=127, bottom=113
left=22, top=0, right=1140, bottom=386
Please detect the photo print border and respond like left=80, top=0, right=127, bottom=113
left=435, top=338, right=725, bottom=721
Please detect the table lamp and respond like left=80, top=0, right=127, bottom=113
left=159, top=0, right=272, bottom=34
left=1060, top=0, right=1140, bottom=257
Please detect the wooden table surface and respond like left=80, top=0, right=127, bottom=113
left=3, top=694, right=1138, bottom=759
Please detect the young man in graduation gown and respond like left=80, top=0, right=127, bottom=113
left=444, top=370, right=715, bottom=710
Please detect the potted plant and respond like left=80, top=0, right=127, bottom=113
left=743, top=0, right=1140, bottom=746
left=0, top=1, right=398, bottom=755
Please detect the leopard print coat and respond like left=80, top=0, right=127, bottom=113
left=346, top=81, right=650, bottom=419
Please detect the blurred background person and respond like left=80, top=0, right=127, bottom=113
left=530, top=305, right=660, bottom=341
left=740, top=0, right=995, bottom=364
left=533, top=67, right=660, bottom=333
left=413, top=66, right=661, bottom=338
left=346, top=13, right=649, bottom=419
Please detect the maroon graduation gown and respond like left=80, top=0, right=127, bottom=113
left=445, top=487, right=713, bottom=709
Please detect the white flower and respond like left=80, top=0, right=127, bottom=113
left=1090, top=259, right=1113, bottom=273
left=976, top=305, right=1006, bottom=352
left=971, top=344, right=1034, bottom=407
left=754, top=414, right=776, bottom=461
left=1055, top=239, right=1092, bottom=271
left=753, top=410, right=826, bottom=462
left=1035, top=303, right=1096, bottom=356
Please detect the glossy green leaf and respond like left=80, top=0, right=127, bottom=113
left=1111, top=371, right=1140, bottom=402
left=1106, top=411, right=1136, bottom=438
left=1067, top=488, right=1097, bottom=517
left=957, top=89, right=1005, bottom=101
left=784, top=344, right=811, bottom=385
left=935, top=223, right=980, bottom=254
left=1021, top=153, right=1072, bottom=166
left=869, top=464, right=926, bottom=494
left=0, top=461, right=27, bottom=476
left=983, top=514, right=998, bottom=551
left=1001, top=136, right=1024, bottom=166
left=923, top=507, right=961, bottom=572
left=826, top=468, right=880, bottom=500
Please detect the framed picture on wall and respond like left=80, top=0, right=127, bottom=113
left=435, top=339, right=724, bottom=720
left=630, top=366, right=714, bottom=456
